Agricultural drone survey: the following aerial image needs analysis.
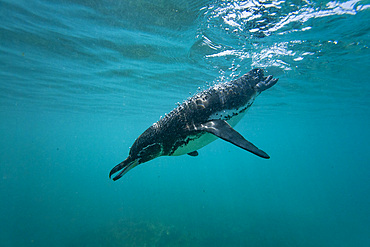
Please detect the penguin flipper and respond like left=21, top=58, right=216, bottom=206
left=198, top=119, right=270, bottom=159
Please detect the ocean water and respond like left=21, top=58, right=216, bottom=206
left=1, top=0, right=369, bottom=246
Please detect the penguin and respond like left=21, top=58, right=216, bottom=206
left=110, top=68, right=278, bottom=180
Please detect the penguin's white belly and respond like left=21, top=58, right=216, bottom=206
left=171, top=132, right=217, bottom=156
left=171, top=110, right=247, bottom=156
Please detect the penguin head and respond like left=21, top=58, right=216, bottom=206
left=109, top=127, right=162, bottom=181
left=129, top=138, right=162, bottom=165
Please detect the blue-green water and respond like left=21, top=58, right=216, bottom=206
left=1, top=0, right=369, bottom=246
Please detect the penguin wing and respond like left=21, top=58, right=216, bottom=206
left=197, top=119, right=270, bottom=159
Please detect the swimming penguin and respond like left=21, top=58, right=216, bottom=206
left=110, top=68, right=278, bottom=180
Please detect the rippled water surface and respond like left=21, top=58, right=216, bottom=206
left=1, top=0, right=369, bottom=246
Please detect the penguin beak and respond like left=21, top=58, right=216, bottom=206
left=109, top=156, right=138, bottom=181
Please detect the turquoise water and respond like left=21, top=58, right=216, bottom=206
left=1, top=0, right=369, bottom=246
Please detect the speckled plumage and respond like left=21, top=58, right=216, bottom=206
left=110, top=68, right=278, bottom=181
